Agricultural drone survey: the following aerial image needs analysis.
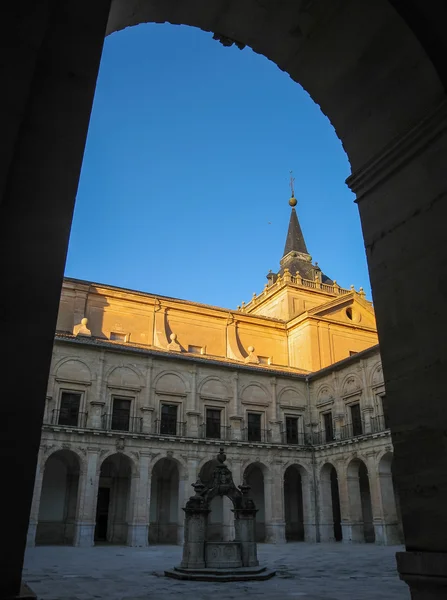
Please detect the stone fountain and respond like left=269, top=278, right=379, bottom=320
left=165, top=448, right=276, bottom=582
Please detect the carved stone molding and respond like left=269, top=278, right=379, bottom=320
left=347, top=100, right=447, bottom=201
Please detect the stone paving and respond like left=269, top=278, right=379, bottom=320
left=23, top=543, right=409, bottom=600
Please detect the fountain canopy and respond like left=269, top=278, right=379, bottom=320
left=165, top=448, right=276, bottom=581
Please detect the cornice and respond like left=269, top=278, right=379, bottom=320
left=286, top=312, right=377, bottom=334
left=347, top=100, right=447, bottom=201
left=63, top=277, right=284, bottom=326
left=54, top=333, right=310, bottom=379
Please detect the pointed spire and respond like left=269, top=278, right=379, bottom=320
left=283, top=195, right=309, bottom=257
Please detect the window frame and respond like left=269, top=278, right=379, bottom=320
left=205, top=407, right=222, bottom=439
left=58, top=390, right=83, bottom=427
left=322, top=410, right=335, bottom=442
left=160, top=402, right=180, bottom=435
left=349, top=402, right=363, bottom=436
left=246, top=411, right=263, bottom=442
left=284, top=415, right=300, bottom=444
left=110, top=395, right=133, bottom=432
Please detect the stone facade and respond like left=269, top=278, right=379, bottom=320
left=29, top=255, right=399, bottom=548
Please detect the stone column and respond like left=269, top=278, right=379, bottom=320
left=349, top=102, right=447, bottom=596
left=26, top=458, right=44, bottom=547
left=140, top=407, right=154, bottom=434
left=88, top=401, right=105, bottom=429
left=234, top=509, right=259, bottom=567
left=268, top=378, right=282, bottom=443
left=365, top=452, right=387, bottom=544
left=229, top=372, right=242, bottom=440
left=318, top=467, right=334, bottom=543
left=127, top=452, right=150, bottom=547
left=362, top=406, right=374, bottom=435
left=265, top=462, right=286, bottom=543
left=337, top=462, right=361, bottom=543
left=177, top=472, right=192, bottom=545
left=333, top=413, right=344, bottom=441
left=0, top=2, right=112, bottom=595
left=222, top=497, right=235, bottom=541
left=180, top=509, right=210, bottom=569
left=186, top=365, right=200, bottom=438
left=91, top=351, right=105, bottom=425
left=375, top=455, right=402, bottom=546
left=263, top=474, right=274, bottom=542
left=302, top=468, right=317, bottom=543
left=74, top=448, right=101, bottom=547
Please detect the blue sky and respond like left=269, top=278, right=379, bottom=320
left=65, top=23, right=371, bottom=308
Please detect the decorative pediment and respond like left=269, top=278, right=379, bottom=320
left=107, top=366, right=142, bottom=390
left=316, top=385, right=335, bottom=406
left=342, top=374, right=362, bottom=397
left=199, top=377, right=230, bottom=401
left=278, top=387, right=306, bottom=409
left=306, top=295, right=376, bottom=328
left=56, top=359, right=92, bottom=384
left=241, top=383, right=269, bottom=406
left=155, top=371, right=187, bottom=395
left=371, top=363, right=384, bottom=387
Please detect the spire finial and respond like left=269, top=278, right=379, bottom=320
left=289, top=170, right=297, bottom=207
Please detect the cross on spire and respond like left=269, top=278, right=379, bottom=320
left=289, top=170, right=295, bottom=198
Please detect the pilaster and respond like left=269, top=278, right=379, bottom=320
left=74, top=447, right=101, bottom=547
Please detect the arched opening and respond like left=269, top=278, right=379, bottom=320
left=346, top=458, right=375, bottom=543
left=36, top=450, right=80, bottom=545
left=244, top=463, right=265, bottom=542
left=284, top=465, right=305, bottom=542
left=378, top=453, right=404, bottom=545
left=319, top=463, right=342, bottom=542
left=3, top=2, right=447, bottom=597
left=199, top=459, right=234, bottom=541
left=149, top=457, right=179, bottom=544
left=95, top=453, right=132, bottom=544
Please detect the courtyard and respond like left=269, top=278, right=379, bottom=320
left=23, top=543, right=409, bottom=600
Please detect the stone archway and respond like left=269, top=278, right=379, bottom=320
left=284, top=465, right=305, bottom=542
left=244, top=463, right=266, bottom=542
left=95, top=453, right=133, bottom=544
left=319, top=463, right=342, bottom=542
left=346, top=458, right=375, bottom=543
left=149, top=457, right=180, bottom=544
left=3, top=1, right=447, bottom=597
left=36, top=450, right=80, bottom=545
left=199, top=459, right=234, bottom=541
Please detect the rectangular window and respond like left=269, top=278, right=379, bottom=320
left=206, top=408, right=221, bottom=439
left=381, top=395, right=390, bottom=429
left=160, top=403, right=178, bottom=435
left=285, top=416, right=299, bottom=444
left=258, top=356, right=270, bottom=365
left=58, top=392, right=81, bottom=426
left=111, top=397, right=131, bottom=431
left=323, top=411, right=334, bottom=442
left=110, top=332, right=127, bottom=342
left=350, top=403, right=363, bottom=436
left=188, top=345, right=203, bottom=354
left=247, top=412, right=262, bottom=442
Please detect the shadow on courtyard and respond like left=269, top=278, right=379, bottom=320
left=23, top=543, right=409, bottom=600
